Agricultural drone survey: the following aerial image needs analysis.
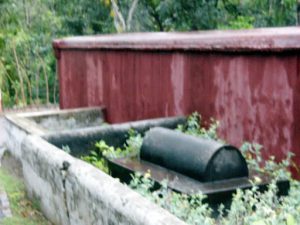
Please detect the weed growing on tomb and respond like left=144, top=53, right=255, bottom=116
left=240, top=142, right=293, bottom=180
left=80, top=141, right=110, bottom=173
left=176, top=112, right=220, bottom=140
left=101, top=129, right=143, bottom=159
left=81, top=129, right=143, bottom=172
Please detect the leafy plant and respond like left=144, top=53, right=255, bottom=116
left=176, top=112, right=220, bottom=140
left=122, top=129, right=143, bottom=157
left=101, top=128, right=143, bottom=159
left=80, top=146, right=109, bottom=173
left=240, top=142, right=293, bottom=180
left=61, top=145, right=71, bottom=154
left=81, top=128, right=143, bottom=172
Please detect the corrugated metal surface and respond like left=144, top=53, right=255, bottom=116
left=53, top=27, right=300, bottom=175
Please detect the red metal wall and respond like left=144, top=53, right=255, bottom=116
left=53, top=28, right=300, bottom=171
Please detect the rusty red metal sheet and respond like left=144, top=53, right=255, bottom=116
left=53, top=27, right=300, bottom=177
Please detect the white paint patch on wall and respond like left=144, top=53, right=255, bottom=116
left=252, top=58, right=293, bottom=155
left=171, top=53, right=185, bottom=115
left=86, top=53, right=104, bottom=106
left=213, top=57, right=255, bottom=145
left=213, top=56, right=294, bottom=157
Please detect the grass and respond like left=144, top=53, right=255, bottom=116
left=0, top=168, right=52, bottom=225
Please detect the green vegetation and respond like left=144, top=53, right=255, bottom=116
left=0, top=0, right=113, bottom=108
left=81, top=128, right=143, bottom=172
left=80, top=112, right=299, bottom=225
left=101, top=129, right=143, bottom=158
left=0, top=168, right=51, bottom=225
left=129, top=173, right=300, bottom=225
left=80, top=141, right=111, bottom=173
left=240, top=142, right=293, bottom=180
left=176, top=112, right=220, bottom=140
left=114, top=0, right=298, bottom=31
left=0, top=0, right=299, bottom=108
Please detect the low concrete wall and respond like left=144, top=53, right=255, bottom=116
left=21, top=136, right=70, bottom=225
left=64, top=149, right=184, bottom=225
left=4, top=115, right=33, bottom=159
left=2, top=110, right=186, bottom=225
left=26, top=107, right=104, bottom=132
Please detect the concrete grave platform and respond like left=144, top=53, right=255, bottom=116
left=1, top=107, right=187, bottom=225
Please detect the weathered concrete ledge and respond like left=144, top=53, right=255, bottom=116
left=2, top=108, right=187, bottom=225
left=5, top=107, right=105, bottom=136
left=44, top=116, right=185, bottom=156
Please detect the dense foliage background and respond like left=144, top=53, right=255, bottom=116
left=0, top=0, right=298, bottom=108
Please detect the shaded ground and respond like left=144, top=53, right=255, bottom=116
left=0, top=167, right=52, bottom=225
